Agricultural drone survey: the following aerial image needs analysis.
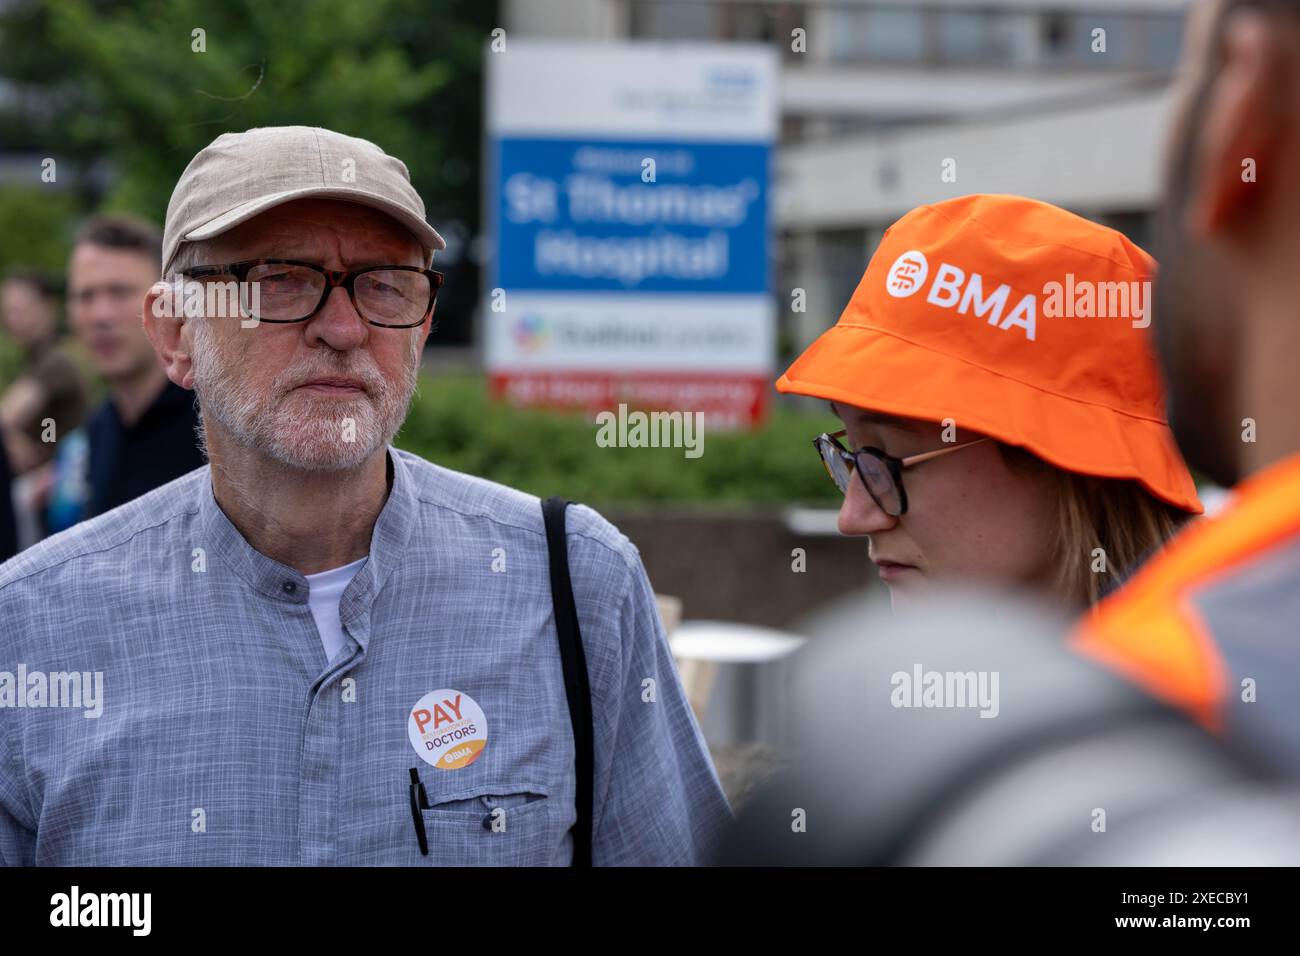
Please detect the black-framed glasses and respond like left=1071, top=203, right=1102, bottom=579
left=184, top=258, right=444, bottom=328
left=813, top=429, right=992, bottom=517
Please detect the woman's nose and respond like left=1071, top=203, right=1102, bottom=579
left=837, top=469, right=898, bottom=536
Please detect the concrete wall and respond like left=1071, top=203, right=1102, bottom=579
left=502, top=0, right=630, bottom=39
left=605, top=506, right=881, bottom=630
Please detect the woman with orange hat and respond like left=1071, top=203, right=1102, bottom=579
left=777, top=194, right=1201, bottom=613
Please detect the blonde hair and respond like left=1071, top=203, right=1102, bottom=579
left=1000, top=445, right=1195, bottom=610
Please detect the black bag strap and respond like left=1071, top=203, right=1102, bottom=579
left=541, top=495, right=595, bottom=867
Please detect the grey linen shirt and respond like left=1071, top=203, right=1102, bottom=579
left=0, top=447, right=732, bottom=865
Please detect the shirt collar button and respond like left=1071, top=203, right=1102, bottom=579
left=282, top=581, right=297, bottom=595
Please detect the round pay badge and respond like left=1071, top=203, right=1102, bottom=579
left=408, top=688, right=488, bottom=770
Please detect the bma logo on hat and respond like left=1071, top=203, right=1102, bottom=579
left=885, top=250, right=928, bottom=298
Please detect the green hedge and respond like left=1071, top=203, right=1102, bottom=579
left=396, top=373, right=840, bottom=508
left=1, top=328, right=836, bottom=507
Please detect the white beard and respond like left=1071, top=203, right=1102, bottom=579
left=189, top=318, right=421, bottom=473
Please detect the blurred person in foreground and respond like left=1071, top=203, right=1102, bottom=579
left=719, top=590, right=1300, bottom=865
left=0, top=126, right=728, bottom=866
left=0, top=268, right=90, bottom=546
left=1074, top=0, right=1300, bottom=777
left=45, top=216, right=205, bottom=533
left=776, top=194, right=1201, bottom=616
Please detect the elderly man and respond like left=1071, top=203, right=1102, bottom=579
left=0, top=126, right=731, bottom=865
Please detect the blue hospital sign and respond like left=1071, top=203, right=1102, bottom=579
left=486, top=41, right=778, bottom=427
left=496, top=139, right=768, bottom=294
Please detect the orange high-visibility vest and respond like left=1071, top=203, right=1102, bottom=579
left=1073, top=453, right=1300, bottom=770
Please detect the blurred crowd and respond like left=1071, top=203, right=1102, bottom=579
left=0, top=216, right=205, bottom=561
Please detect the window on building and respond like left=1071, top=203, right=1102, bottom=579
left=828, top=6, right=924, bottom=64
left=1144, top=15, right=1186, bottom=69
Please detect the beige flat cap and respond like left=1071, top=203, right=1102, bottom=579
left=161, top=125, right=446, bottom=276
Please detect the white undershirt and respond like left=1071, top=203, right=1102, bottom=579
left=304, top=556, right=368, bottom=663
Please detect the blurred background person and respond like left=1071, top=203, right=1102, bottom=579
left=0, top=268, right=89, bottom=472
left=0, top=267, right=90, bottom=547
left=777, top=194, right=1202, bottom=616
left=45, top=215, right=203, bottom=533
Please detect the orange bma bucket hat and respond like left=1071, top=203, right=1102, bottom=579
left=776, top=194, right=1201, bottom=513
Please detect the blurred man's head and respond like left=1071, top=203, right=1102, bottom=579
left=68, top=216, right=164, bottom=384
left=0, top=268, right=58, bottom=349
left=1156, top=0, right=1300, bottom=486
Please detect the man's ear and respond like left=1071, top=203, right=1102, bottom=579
left=1186, top=8, right=1294, bottom=239
left=417, top=311, right=435, bottom=351
left=142, top=281, right=196, bottom=390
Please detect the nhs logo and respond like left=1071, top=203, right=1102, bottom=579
left=884, top=250, right=1037, bottom=341
left=707, top=67, right=757, bottom=92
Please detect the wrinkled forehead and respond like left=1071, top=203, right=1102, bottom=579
left=199, top=198, right=427, bottom=267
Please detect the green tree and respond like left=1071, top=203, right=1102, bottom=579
left=0, top=0, right=493, bottom=229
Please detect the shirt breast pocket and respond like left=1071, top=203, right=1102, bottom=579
left=420, top=784, right=564, bottom=866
